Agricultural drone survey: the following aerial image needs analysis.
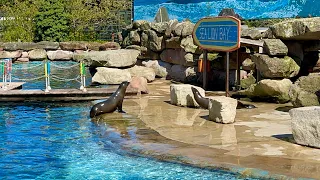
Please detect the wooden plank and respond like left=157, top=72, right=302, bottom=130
left=0, top=88, right=138, bottom=102
left=0, top=82, right=25, bottom=90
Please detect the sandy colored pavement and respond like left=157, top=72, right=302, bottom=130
left=93, top=80, right=320, bottom=179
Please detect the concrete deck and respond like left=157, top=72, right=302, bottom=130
left=92, top=80, right=320, bottom=179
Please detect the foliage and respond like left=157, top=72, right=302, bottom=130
left=0, top=0, right=39, bottom=42
left=1, top=0, right=133, bottom=42
left=67, top=0, right=132, bottom=41
left=34, top=0, right=70, bottom=42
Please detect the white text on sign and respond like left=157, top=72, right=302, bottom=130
left=199, top=27, right=231, bottom=41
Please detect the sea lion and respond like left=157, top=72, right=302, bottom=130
left=90, top=81, right=130, bottom=118
left=191, top=87, right=256, bottom=109
left=191, top=87, right=209, bottom=109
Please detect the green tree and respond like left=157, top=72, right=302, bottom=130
left=34, top=0, right=70, bottom=42
left=1, top=0, right=39, bottom=42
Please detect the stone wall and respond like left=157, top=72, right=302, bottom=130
left=121, top=18, right=320, bottom=106
left=0, top=41, right=121, bottom=62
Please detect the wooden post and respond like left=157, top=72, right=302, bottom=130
left=236, top=49, right=240, bottom=90
left=203, top=50, right=208, bottom=90
left=226, top=52, right=230, bottom=97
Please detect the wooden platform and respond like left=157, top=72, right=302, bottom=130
left=0, top=87, right=138, bottom=102
left=0, top=82, right=25, bottom=91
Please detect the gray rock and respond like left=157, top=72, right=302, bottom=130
left=151, top=22, right=169, bottom=34
left=170, top=84, right=205, bottom=107
left=242, top=58, right=256, bottom=71
left=133, top=20, right=151, bottom=31
left=263, top=39, right=288, bottom=56
left=270, top=17, right=320, bottom=40
left=99, top=42, right=121, bottom=50
left=241, top=79, right=293, bottom=103
left=169, top=65, right=197, bottom=83
left=241, top=28, right=262, bottom=40
left=0, top=50, right=22, bottom=59
left=290, top=106, right=320, bottom=148
left=160, top=49, right=197, bottom=66
left=126, top=45, right=160, bottom=60
left=73, top=49, right=140, bottom=68
left=127, top=65, right=156, bottom=82
left=29, top=49, right=47, bottom=60
left=240, top=73, right=256, bottom=89
left=47, top=50, right=73, bottom=60
left=174, top=21, right=195, bottom=37
left=59, top=42, right=87, bottom=51
left=208, top=96, right=238, bottom=124
left=165, top=19, right=179, bottom=37
left=180, top=35, right=201, bottom=54
left=92, top=67, right=131, bottom=85
left=141, top=60, right=172, bottom=78
left=86, top=42, right=103, bottom=51
left=289, top=74, right=320, bottom=107
left=2, top=41, right=59, bottom=51
left=251, top=54, right=300, bottom=78
left=141, top=30, right=165, bottom=52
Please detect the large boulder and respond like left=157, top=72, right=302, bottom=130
left=133, top=20, right=151, bottom=31
left=251, top=54, right=300, bottom=78
left=170, top=84, right=205, bottom=107
left=165, top=19, right=179, bottom=37
left=160, top=49, right=197, bottom=66
left=73, top=49, right=140, bottom=68
left=151, top=22, right=169, bottom=34
left=270, top=17, right=320, bottom=40
left=240, top=73, right=256, bottom=89
left=29, top=49, right=47, bottom=60
left=290, top=106, right=320, bottom=148
left=59, top=42, right=87, bottom=51
left=122, top=30, right=141, bottom=46
left=208, top=96, right=238, bottom=124
left=47, top=50, right=73, bottom=60
left=125, top=45, right=160, bottom=60
left=289, top=74, right=320, bottom=107
left=141, top=60, right=172, bottom=78
left=241, top=28, right=262, bottom=40
left=2, top=41, right=59, bottom=51
left=91, top=67, right=131, bottom=85
left=241, top=79, right=293, bottom=103
left=173, top=21, right=195, bottom=37
left=242, top=58, right=256, bottom=71
left=0, top=50, right=22, bottom=59
left=263, top=39, right=288, bottom=56
left=141, top=30, right=165, bottom=52
left=169, top=65, right=197, bottom=83
left=127, top=65, right=156, bottom=82
left=180, top=35, right=201, bottom=54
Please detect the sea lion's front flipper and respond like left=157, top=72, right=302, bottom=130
left=117, top=101, right=126, bottom=113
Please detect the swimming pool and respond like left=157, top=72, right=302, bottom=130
left=0, top=61, right=261, bottom=179
left=0, top=102, right=259, bottom=179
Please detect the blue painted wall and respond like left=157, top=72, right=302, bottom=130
left=134, top=0, right=320, bottom=22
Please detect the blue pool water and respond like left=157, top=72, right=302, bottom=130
left=0, top=62, right=260, bottom=179
left=0, top=102, right=258, bottom=179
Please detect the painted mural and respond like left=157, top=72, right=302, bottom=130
left=134, top=0, right=320, bottom=22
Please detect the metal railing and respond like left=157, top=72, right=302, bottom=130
left=0, top=59, right=87, bottom=92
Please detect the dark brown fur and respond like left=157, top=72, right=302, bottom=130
left=90, top=81, right=129, bottom=118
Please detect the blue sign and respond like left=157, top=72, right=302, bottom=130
left=192, top=17, right=241, bottom=52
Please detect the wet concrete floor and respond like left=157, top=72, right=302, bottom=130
left=92, top=79, right=320, bottom=179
